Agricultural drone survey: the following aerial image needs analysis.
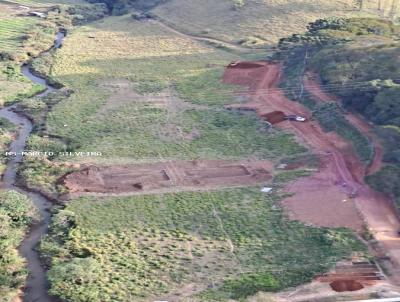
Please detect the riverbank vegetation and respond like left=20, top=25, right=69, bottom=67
left=0, top=117, right=16, bottom=176
left=0, top=190, right=38, bottom=302
left=42, top=188, right=365, bottom=301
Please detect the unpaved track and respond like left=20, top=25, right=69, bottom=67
left=303, top=73, right=384, bottom=175
left=223, top=61, right=400, bottom=283
left=150, top=18, right=267, bottom=54
left=303, top=74, right=400, bottom=283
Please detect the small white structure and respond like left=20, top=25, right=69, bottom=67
left=28, top=11, right=46, bottom=18
left=277, top=163, right=288, bottom=169
left=261, top=187, right=272, bottom=193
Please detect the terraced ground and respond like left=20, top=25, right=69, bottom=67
left=0, top=9, right=43, bottom=106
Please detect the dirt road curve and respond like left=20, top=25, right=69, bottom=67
left=223, top=61, right=400, bottom=284
left=303, top=72, right=384, bottom=176
left=150, top=19, right=264, bottom=53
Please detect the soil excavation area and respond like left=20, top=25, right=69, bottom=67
left=60, top=160, right=272, bottom=196
left=317, top=260, right=383, bottom=291
left=223, top=61, right=400, bottom=283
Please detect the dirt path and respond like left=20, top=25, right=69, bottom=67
left=150, top=18, right=267, bottom=54
left=303, top=72, right=383, bottom=175
left=223, top=61, right=400, bottom=284
left=303, top=73, right=400, bottom=282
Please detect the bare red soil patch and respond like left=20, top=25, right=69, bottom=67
left=223, top=61, right=400, bottom=282
left=261, top=110, right=286, bottom=124
left=317, top=261, right=383, bottom=292
left=330, top=280, right=364, bottom=292
left=60, top=160, right=272, bottom=196
left=223, top=61, right=364, bottom=230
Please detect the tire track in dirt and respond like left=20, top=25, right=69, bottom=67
left=223, top=61, right=400, bottom=284
left=149, top=18, right=267, bottom=54
left=303, top=72, right=383, bottom=176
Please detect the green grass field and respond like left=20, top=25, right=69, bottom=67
left=0, top=13, right=41, bottom=105
left=0, top=2, right=62, bottom=105
left=0, top=17, right=36, bottom=52
left=35, top=15, right=305, bottom=164
left=42, top=188, right=365, bottom=302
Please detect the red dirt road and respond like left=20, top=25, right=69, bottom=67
left=304, top=72, right=384, bottom=176
left=223, top=61, right=400, bottom=283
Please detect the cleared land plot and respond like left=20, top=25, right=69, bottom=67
left=151, top=0, right=371, bottom=46
left=43, top=188, right=366, bottom=302
left=59, top=159, right=272, bottom=196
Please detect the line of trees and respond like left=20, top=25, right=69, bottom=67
left=85, top=0, right=164, bottom=14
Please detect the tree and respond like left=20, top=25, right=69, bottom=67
left=365, top=87, right=400, bottom=126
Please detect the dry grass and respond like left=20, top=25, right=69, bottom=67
left=152, top=0, right=379, bottom=46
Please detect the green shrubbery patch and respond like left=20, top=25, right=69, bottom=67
left=43, top=188, right=365, bottom=301
left=0, top=190, right=38, bottom=302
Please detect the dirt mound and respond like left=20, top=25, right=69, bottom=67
left=60, top=160, right=272, bottom=196
left=260, top=111, right=286, bottom=124
left=330, top=280, right=364, bottom=292
left=317, top=260, right=382, bottom=293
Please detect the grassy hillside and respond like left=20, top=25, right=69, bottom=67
left=0, top=5, right=50, bottom=105
left=19, top=14, right=306, bottom=197
left=42, top=188, right=365, bottom=302
left=151, top=0, right=372, bottom=47
left=34, top=15, right=304, bottom=165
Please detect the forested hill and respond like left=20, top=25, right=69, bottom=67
left=86, top=0, right=164, bottom=13
left=278, top=18, right=400, bottom=206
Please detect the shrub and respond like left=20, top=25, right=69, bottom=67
left=232, top=0, right=245, bottom=10
left=222, top=273, right=280, bottom=299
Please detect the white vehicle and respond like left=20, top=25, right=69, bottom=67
left=286, top=115, right=307, bottom=122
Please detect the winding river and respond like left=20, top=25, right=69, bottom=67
left=0, top=32, right=64, bottom=302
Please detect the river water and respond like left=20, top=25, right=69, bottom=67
left=0, top=32, right=64, bottom=302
